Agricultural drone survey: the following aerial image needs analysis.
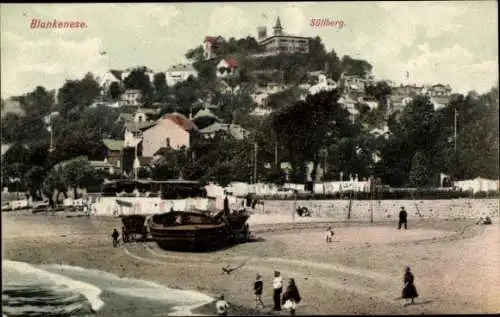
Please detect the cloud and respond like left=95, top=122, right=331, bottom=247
left=348, top=2, right=496, bottom=94
left=1, top=31, right=107, bottom=96
left=405, top=44, right=497, bottom=94
left=281, top=6, right=307, bottom=34
left=208, top=6, right=249, bottom=37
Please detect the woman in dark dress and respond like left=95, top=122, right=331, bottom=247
left=402, top=266, right=418, bottom=305
left=282, top=278, right=301, bottom=315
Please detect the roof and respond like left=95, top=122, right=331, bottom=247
left=89, top=160, right=112, bottom=169
left=125, top=121, right=157, bottom=133
left=109, top=70, right=123, bottom=81
left=274, top=16, right=282, bottom=29
left=432, top=84, right=451, bottom=89
left=167, top=64, right=197, bottom=72
left=1, top=144, right=12, bottom=156
left=116, top=113, right=134, bottom=123
left=102, top=139, right=124, bottom=152
left=200, top=123, right=249, bottom=140
left=193, top=108, right=220, bottom=120
left=162, top=112, right=198, bottom=131
left=124, top=89, right=142, bottom=94
left=259, top=34, right=309, bottom=44
left=154, top=147, right=172, bottom=157
left=221, top=58, right=238, bottom=68
left=53, top=156, right=88, bottom=170
left=204, top=36, right=223, bottom=43
left=136, top=107, right=160, bottom=115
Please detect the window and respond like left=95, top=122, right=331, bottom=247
left=166, top=138, right=171, bottom=148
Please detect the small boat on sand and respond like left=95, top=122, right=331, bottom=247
left=150, top=210, right=250, bottom=251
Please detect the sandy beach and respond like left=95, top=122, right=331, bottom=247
left=2, top=206, right=500, bottom=316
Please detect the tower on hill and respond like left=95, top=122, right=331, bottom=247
left=273, top=17, right=283, bottom=36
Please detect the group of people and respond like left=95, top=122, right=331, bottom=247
left=215, top=271, right=301, bottom=316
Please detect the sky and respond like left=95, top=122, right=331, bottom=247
left=1, top=1, right=498, bottom=98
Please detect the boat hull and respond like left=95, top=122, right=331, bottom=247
left=150, top=223, right=230, bottom=251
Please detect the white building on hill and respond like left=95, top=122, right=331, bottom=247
left=166, top=64, right=198, bottom=86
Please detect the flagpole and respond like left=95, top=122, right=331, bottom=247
left=454, top=108, right=457, bottom=153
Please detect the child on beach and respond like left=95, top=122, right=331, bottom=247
left=215, top=294, right=229, bottom=316
left=254, top=274, right=265, bottom=309
left=325, top=226, right=334, bottom=242
left=112, top=228, right=119, bottom=247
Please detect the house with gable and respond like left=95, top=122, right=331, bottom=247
left=192, top=108, right=221, bottom=130
left=102, top=138, right=124, bottom=173
left=216, top=58, right=239, bottom=78
left=166, top=63, right=199, bottom=87
left=120, top=89, right=143, bottom=107
left=199, top=122, right=249, bottom=141
left=141, top=112, right=198, bottom=157
left=203, top=36, right=224, bottom=60
left=99, top=70, right=123, bottom=97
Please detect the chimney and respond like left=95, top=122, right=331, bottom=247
left=257, top=26, right=267, bottom=41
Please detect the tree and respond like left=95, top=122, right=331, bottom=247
left=23, top=166, right=47, bottom=199
left=185, top=45, right=205, bottom=62
left=341, top=55, right=373, bottom=78
left=61, top=157, right=95, bottom=199
left=80, top=73, right=101, bottom=106
left=153, top=72, right=169, bottom=103
left=365, top=81, right=392, bottom=108
left=271, top=89, right=354, bottom=182
left=409, top=150, right=436, bottom=187
left=109, top=82, right=123, bottom=100
left=42, top=168, right=68, bottom=206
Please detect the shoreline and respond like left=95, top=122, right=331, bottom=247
left=2, top=211, right=499, bottom=315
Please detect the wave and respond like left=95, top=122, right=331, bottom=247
left=3, top=260, right=214, bottom=317
left=2, top=260, right=104, bottom=317
left=38, top=263, right=214, bottom=315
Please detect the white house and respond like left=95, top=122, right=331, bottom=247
left=120, top=89, right=142, bottom=106
left=216, top=58, right=239, bottom=78
left=308, top=74, right=337, bottom=95
left=338, top=96, right=359, bottom=122
left=166, top=64, right=198, bottom=87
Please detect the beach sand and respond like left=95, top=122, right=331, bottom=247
left=2, top=210, right=500, bottom=315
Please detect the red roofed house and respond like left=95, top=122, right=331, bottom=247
left=216, top=58, right=239, bottom=78
left=203, top=36, right=224, bottom=60
left=141, top=112, right=198, bottom=157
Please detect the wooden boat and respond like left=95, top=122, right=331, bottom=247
left=150, top=210, right=250, bottom=251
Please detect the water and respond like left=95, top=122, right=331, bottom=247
left=2, top=260, right=214, bottom=317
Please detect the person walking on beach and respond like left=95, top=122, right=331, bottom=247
left=401, top=267, right=419, bottom=305
left=325, top=226, right=335, bottom=243
left=254, top=274, right=265, bottom=309
left=215, top=294, right=229, bottom=316
left=272, top=270, right=284, bottom=311
left=112, top=228, right=119, bottom=247
left=282, top=278, right=301, bottom=315
left=398, top=207, right=408, bottom=230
